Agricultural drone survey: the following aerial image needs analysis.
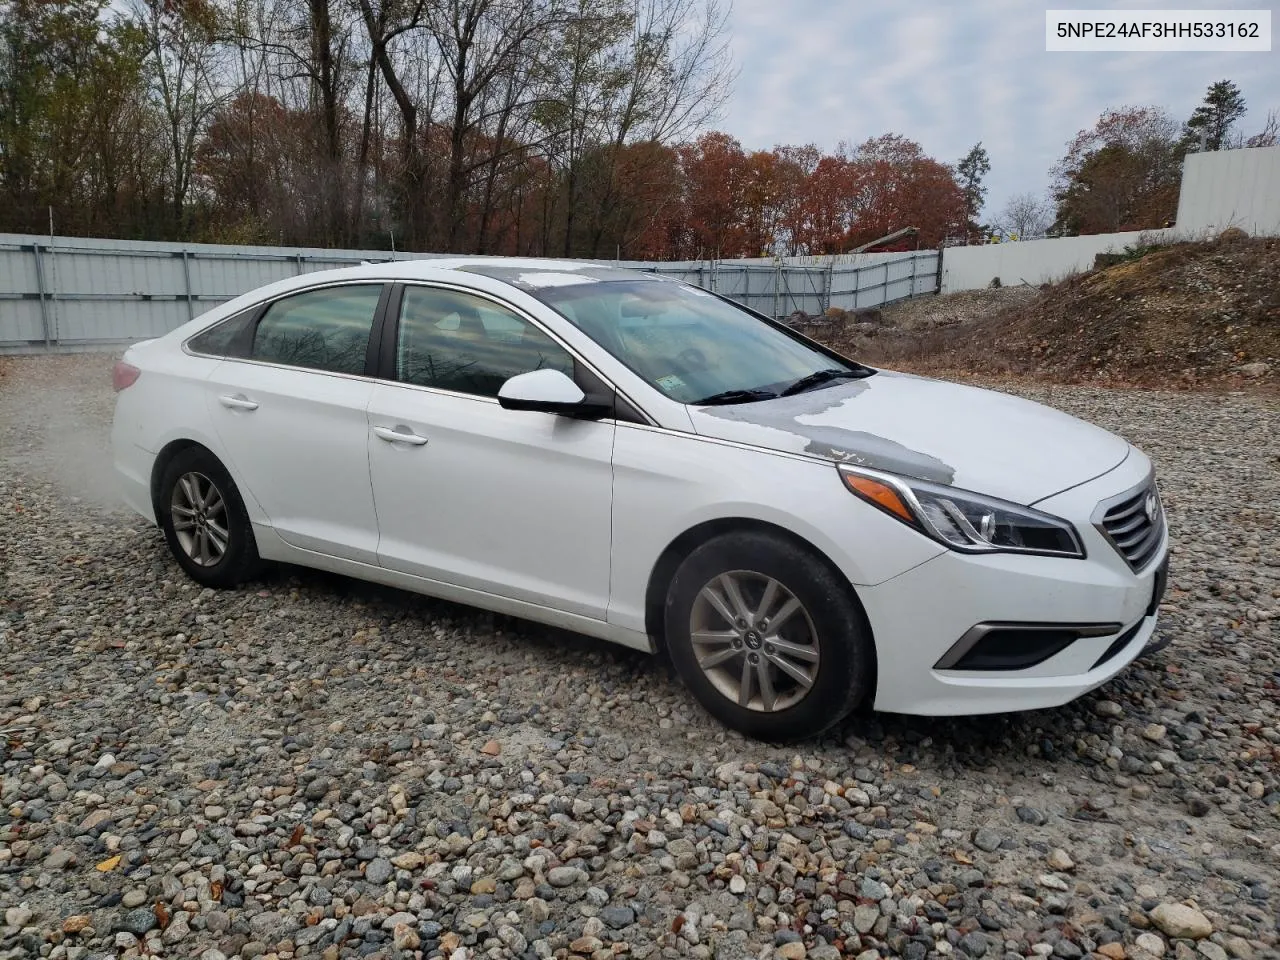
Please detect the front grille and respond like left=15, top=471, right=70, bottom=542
left=1097, top=482, right=1165, bottom=570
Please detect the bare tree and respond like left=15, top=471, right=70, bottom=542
left=429, top=0, right=572, bottom=251
left=995, top=191, right=1051, bottom=240
left=582, top=0, right=735, bottom=255
left=130, top=0, right=230, bottom=236
left=1246, top=109, right=1279, bottom=147
left=353, top=0, right=430, bottom=245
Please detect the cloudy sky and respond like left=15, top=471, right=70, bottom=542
left=719, top=0, right=1279, bottom=221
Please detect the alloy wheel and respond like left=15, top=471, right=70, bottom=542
left=170, top=471, right=229, bottom=567
left=689, top=571, right=821, bottom=712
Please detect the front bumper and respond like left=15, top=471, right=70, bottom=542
left=861, top=451, right=1170, bottom=716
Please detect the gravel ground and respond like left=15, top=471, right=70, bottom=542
left=1, top=354, right=1278, bottom=960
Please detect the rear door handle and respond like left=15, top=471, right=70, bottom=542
left=218, top=394, right=259, bottom=411
left=373, top=425, right=428, bottom=446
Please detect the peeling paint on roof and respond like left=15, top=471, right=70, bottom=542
left=457, top=263, right=661, bottom=290
left=516, top=271, right=601, bottom=287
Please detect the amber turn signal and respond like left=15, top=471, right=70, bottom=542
left=841, top=472, right=916, bottom=524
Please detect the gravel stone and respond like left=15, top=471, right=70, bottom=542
left=114, top=908, right=158, bottom=936
left=974, top=828, right=1004, bottom=852
left=1151, top=903, right=1214, bottom=940
left=1047, top=848, right=1075, bottom=871
left=600, top=905, right=635, bottom=929
left=1137, top=933, right=1168, bottom=956
left=364, top=858, right=392, bottom=884
left=548, top=866, right=587, bottom=887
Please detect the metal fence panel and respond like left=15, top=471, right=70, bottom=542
left=1, top=299, right=44, bottom=342
left=0, top=236, right=941, bottom=353
left=191, top=255, right=293, bottom=299
left=0, top=243, right=40, bottom=292
left=829, top=251, right=939, bottom=307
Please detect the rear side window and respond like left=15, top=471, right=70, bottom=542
left=187, top=310, right=254, bottom=357
left=251, top=285, right=383, bottom=375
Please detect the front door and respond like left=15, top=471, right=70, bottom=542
left=205, top=282, right=385, bottom=564
left=367, top=284, right=615, bottom=619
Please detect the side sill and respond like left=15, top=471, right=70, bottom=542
left=251, top=524, right=656, bottom=654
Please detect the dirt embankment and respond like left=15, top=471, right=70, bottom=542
left=818, top=234, right=1279, bottom=389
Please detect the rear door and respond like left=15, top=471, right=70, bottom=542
left=366, top=283, right=616, bottom=619
left=204, top=282, right=387, bottom=564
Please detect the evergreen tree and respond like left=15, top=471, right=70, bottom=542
left=1183, top=80, right=1246, bottom=151
left=956, top=142, right=990, bottom=239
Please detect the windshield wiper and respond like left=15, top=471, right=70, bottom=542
left=779, top=367, right=871, bottom=397
left=692, top=387, right=779, bottom=406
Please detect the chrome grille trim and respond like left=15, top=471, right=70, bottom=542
left=1091, top=471, right=1166, bottom=571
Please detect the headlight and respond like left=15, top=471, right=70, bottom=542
left=838, top=465, right=1084, bottom=558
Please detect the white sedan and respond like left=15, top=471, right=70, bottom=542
left=111, top=258, right=1169, bottom=740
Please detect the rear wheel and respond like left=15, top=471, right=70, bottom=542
left=664, top=531, right=872, bottom=741
left=158, top=448, right=261, bottom=588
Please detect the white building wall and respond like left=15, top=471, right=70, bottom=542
left=1175, top=145, right=1280, bottom=236
left=940, top=229, right=1179, bottom=292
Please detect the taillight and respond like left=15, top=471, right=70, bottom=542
left=113, top=360, right=141, bottom=392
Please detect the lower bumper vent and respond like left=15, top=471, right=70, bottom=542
left=936, top=622, right=1121, bottom=672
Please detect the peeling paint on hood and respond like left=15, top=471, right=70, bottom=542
left=699, top=382, right=957, bottom=485
left=691, top=371, right=1131, bottom=504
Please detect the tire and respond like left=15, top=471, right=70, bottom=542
left=158, top=447, right=262, bottom=588
left=664, top=530, right=873, bottom=741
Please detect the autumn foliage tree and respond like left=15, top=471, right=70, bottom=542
left=843, top=135, right=967, bottom=249
left=668, top=132, right=968, bottom=259
left=1052, top=106, right=1184, bottom=235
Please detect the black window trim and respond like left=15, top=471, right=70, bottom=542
left=375, top=279, right=651, bottom=426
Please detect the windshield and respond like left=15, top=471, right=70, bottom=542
left=531, top=279, right=873, bottom=404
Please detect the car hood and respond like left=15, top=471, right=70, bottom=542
left=688, top=370, right=1131, bottom=504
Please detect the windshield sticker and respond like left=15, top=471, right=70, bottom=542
left=656, top=374, right=686, bottom=392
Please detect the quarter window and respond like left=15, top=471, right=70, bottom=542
left=187, top=309, right=254, bottom=357
left=251, top=285, right=383, bottom=375
left=396, top=287, right=574, bottom=397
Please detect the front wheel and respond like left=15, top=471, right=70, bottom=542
left=664, top=531, right=873, bottom=741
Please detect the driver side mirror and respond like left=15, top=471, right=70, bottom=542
left=497, top=369, right=611, bottom=419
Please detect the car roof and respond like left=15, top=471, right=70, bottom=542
left=360, top=257, right=668, bottom=291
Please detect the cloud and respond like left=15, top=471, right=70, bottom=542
left=717, top=0, right=1280, bottom=220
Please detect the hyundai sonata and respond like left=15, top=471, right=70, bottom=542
left=111, top=259, right=1169, bottom=740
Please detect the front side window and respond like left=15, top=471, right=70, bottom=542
left=251, top=285, right=383, bottom=375
left=396, top=286, right=574, bottom=397
left=531, top=279, right=873, bottom=404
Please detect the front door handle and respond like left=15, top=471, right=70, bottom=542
left=218, top=394, right=259, bottom=411
left=373, top=425, right=428, bottom=446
